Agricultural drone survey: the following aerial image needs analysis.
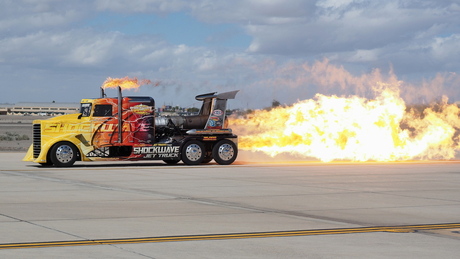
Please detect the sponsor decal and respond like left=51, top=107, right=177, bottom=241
left=193, top=129, right=232, bottom=134
left=130, top=104, right=153, bottom=115
left=207, top=116, right=222, bottom=128
left=212, top=109, right=223, bottom=116
left=203, top=136, right=217, bottom=141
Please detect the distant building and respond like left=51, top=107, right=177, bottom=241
left=0, top=107, right=8, bottom=115
left=0, top=104, right=14, bottom=115
left=0, top=102, right=201, bottom=117
left=1, top=102, right=79, bottom=116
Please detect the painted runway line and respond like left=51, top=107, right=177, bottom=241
left=1, top=223, right=459, bottom=250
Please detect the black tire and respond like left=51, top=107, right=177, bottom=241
left=181, top=140, right=205, bottom=165
left=39, top=161, right=53, bottom=167
left=212, top=139, right=237, bottom=165
left=163, top=159, right=180, bottom=165
left=49, top=142, right=78, bottom=167
left=40, top=151, right=54, bottom=166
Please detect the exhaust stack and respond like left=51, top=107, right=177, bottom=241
left=118, top=86, right=122, bottom=143
left=100, top=87, right=106, bottom=98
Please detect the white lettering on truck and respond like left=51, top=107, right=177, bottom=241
left=133, top=146, right=180, bottom=155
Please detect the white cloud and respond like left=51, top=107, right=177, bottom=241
left=0, top=0, right=90, bottom=35
left=430, top=34, right=460, bottom=62
left=346, top=49, right=380, bottom=62
left=94, top=0, right=189, bottom=13
left=245, top=1, right=456, bottom=55
left=1, top=0, right=460, bottom=107
left=316, top=0, right=356, bottom=9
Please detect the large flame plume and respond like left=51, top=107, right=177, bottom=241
left=102, top=76, right=159, bottom=90
left=230, top=85, right=460, bottom=162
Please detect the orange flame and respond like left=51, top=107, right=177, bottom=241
left=230, top=86, right=460, bottom=162
left=102, top=76, right=153, bottom=90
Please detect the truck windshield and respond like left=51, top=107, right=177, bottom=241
left=80, top=103, right=92, bottom=117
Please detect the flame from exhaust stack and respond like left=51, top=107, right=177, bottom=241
left=230, top=85, right=460, bottom=162
left=102, top=76, right=154, bottom=90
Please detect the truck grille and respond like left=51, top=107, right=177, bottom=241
left=33, top=124, right=41, bottom=158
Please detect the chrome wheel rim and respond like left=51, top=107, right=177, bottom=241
left=185, top=144, right=202, bottom=161
left=217, top=144, right=234, bottom=161
left=55, top=145, right=74, bottom=163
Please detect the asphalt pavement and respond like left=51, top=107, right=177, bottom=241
left=1, top=152, right=460, bottom=258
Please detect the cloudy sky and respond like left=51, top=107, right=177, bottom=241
left=1, top=0, right=459, bottom=109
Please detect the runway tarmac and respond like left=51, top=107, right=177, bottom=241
left=1, top=152, right=460, bottom=258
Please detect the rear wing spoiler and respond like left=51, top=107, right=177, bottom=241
left=195, top=90, right=239, bottom=101
left=195, top=90, right=239, bottom=130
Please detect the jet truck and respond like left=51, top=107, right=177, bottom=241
left=23, top=87, right=239, bottom=167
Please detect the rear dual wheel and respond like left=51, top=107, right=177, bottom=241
left=180, top=139, right=238, bottom=165
left=212, top=139, right=237, bottom=165
left=181, top=140, right=205, bottom=165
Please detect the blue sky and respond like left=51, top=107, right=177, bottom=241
left=1, top=0, right=460, bottom=108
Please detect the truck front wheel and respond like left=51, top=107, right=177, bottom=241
left=212, top=139, right=237, bottom=165
left=181, top=140, right=205, bottom=165
left=50, top=142, right=78, bottom=167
